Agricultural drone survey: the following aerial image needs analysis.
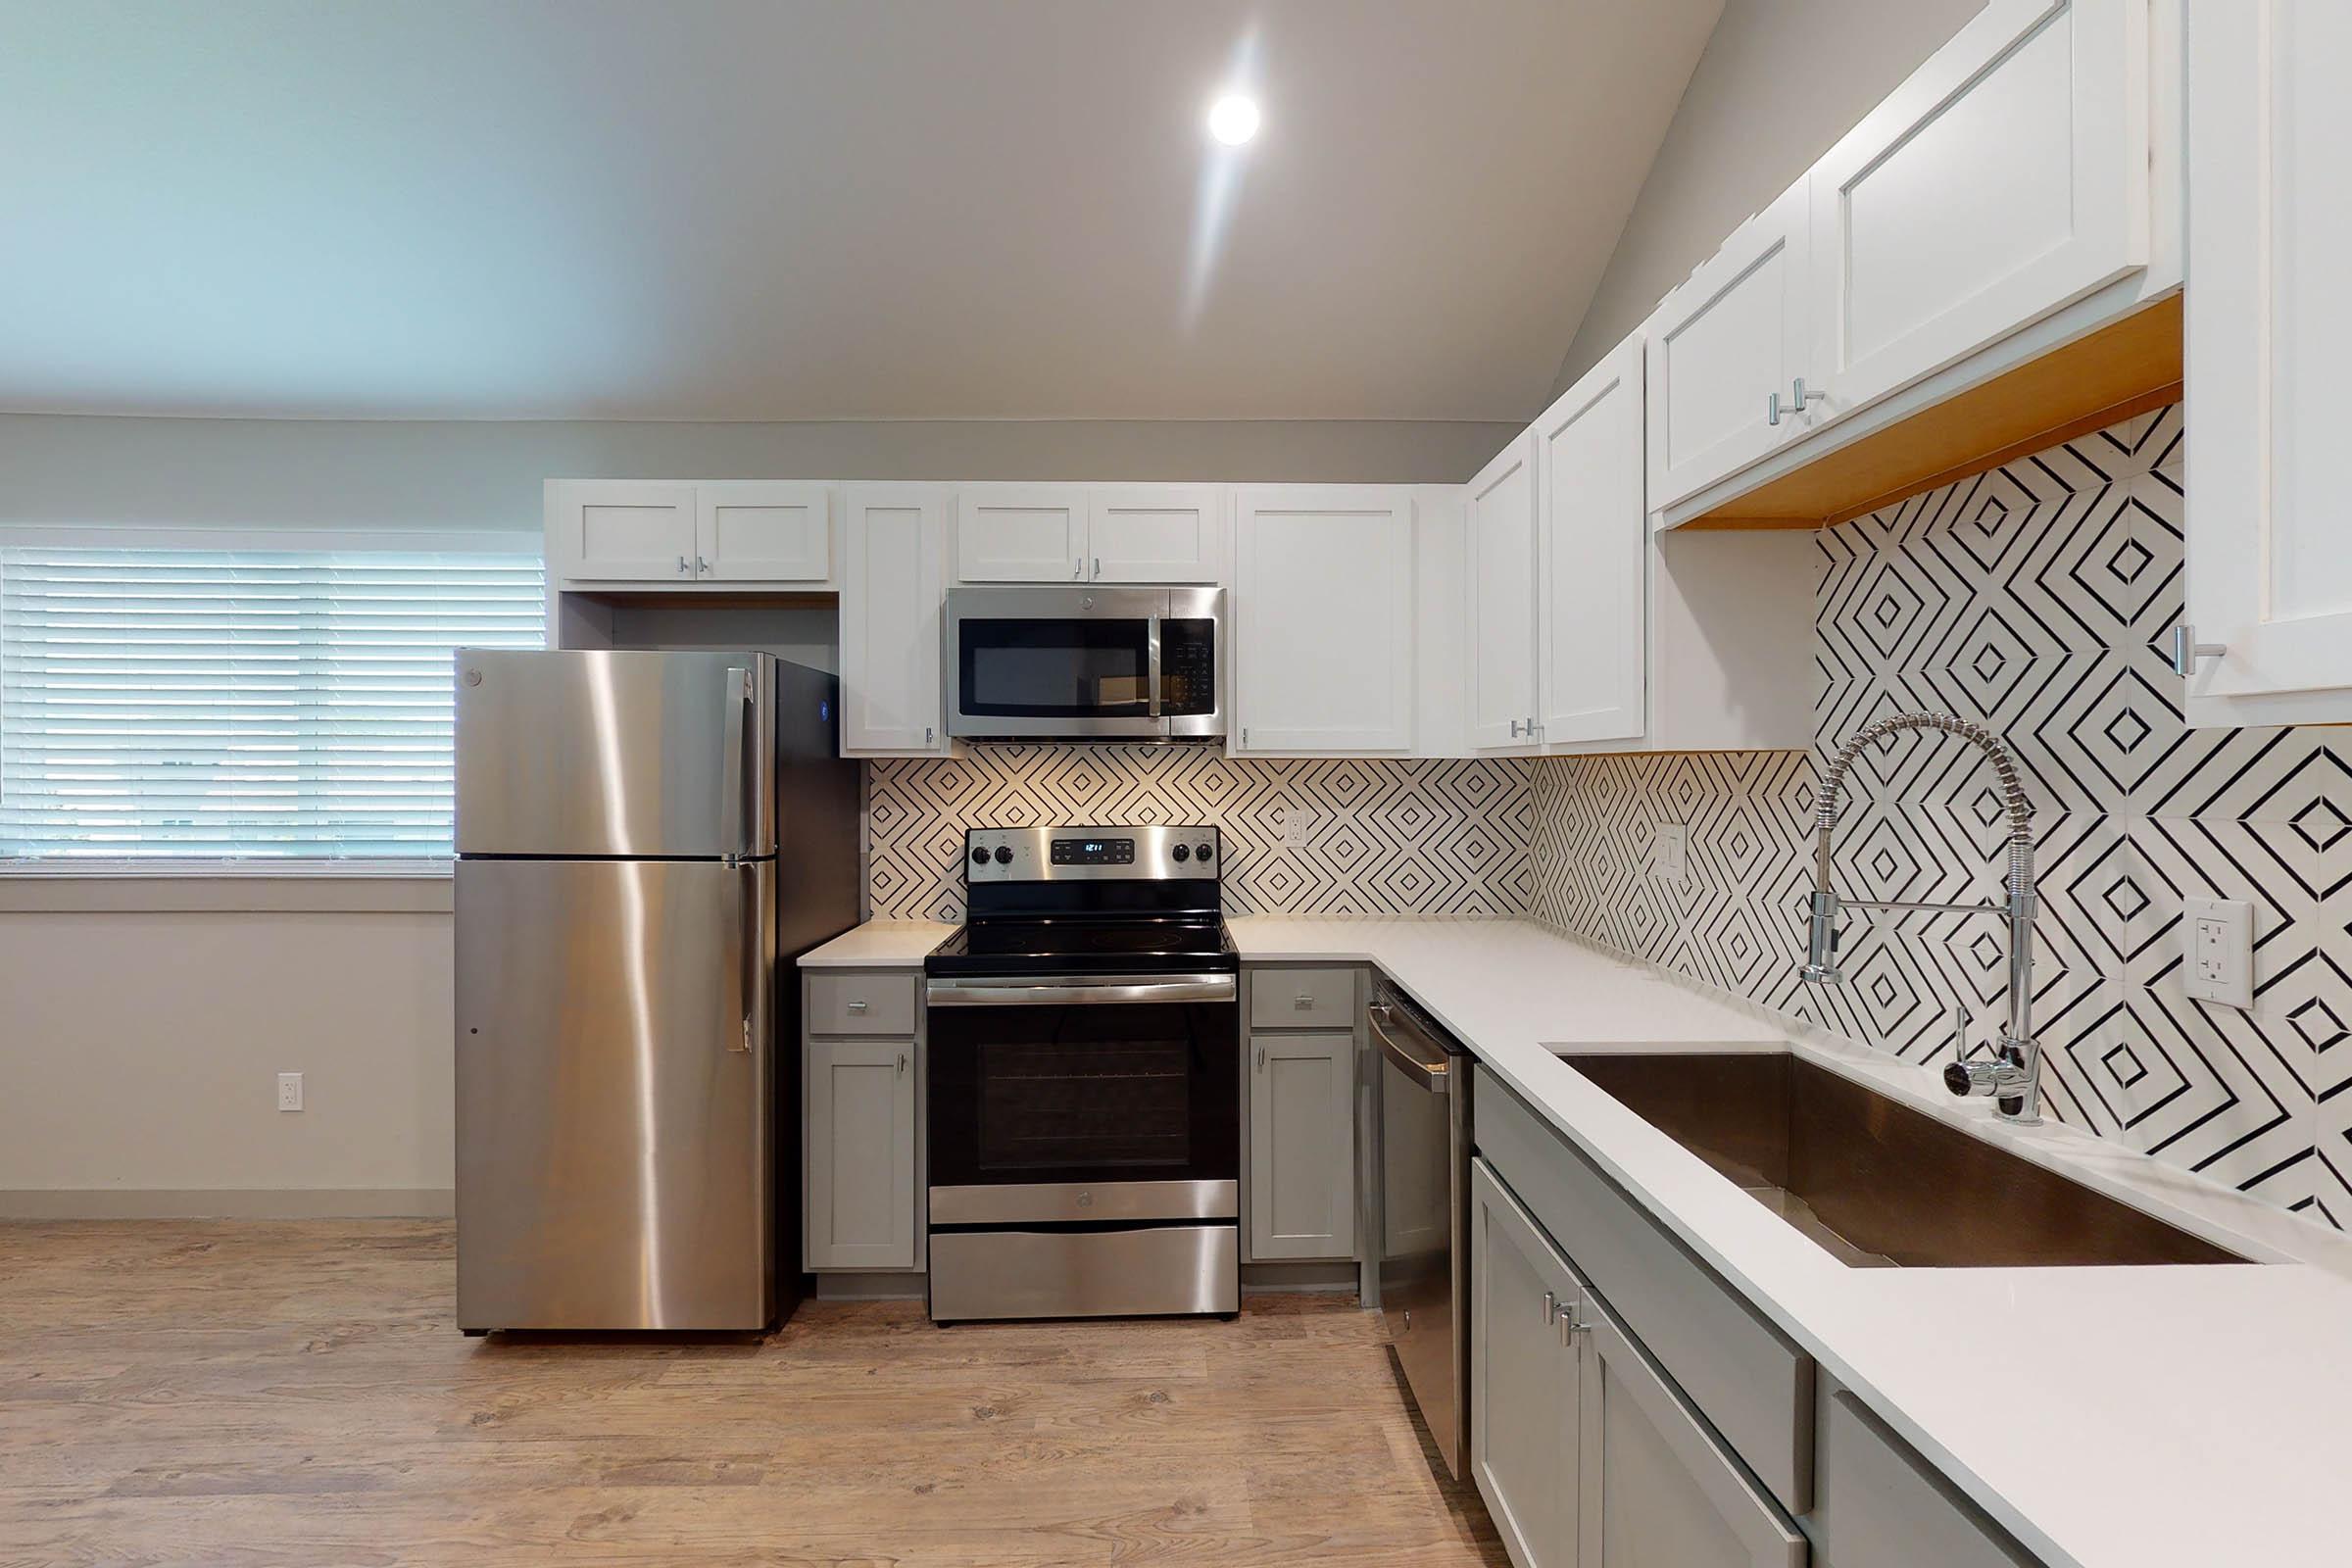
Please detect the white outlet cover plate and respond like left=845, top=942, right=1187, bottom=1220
left=2182, top=897, right=2254, bottom=1010
left=1652, top=823, right=1688, bottom=883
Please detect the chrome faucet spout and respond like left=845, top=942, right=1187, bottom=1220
left=1799, top=712, right=2042, bottom=1125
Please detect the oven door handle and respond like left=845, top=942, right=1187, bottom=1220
left=925, top=973, right=1237, bottom=1006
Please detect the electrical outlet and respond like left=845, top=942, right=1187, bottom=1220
left=2182, top=898, right=2253, bottom=1009
left=276, top=1072, right=304, bottom=1112
left=1651, top=823, right=1688, bottom=884
left=1281, top=808, right=1314, bottom=848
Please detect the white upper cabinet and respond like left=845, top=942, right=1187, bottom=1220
left=955, top=484, right=1088, bottom=583
left=1086, top=484, right=1224, bottom=583
left=2183, top=0, right=2352, bottom=726
left=547, top=480, right=701, bottom=585
left=840, top=485, right=951, bottom=756
left=1465, top=435, right=1540, bottom=752
left=1232, top=487, right=1415, bottom=755
left=1537, top=334, right=1647, bottom=748
left=1806, top=0, right=2149, bottom=423
left=1645, top=181, right=1813, bottom=513
left=696, top=481, right=832, bottom=583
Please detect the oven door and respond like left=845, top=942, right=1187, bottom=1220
left=925, top=973, right=1241, bottom=1223
left=948, top=587, right=1168, bottom=740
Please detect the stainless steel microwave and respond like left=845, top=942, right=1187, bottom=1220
left=946, top=586, right=1224, bottom=741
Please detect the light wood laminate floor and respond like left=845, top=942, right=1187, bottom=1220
left=0, top=1221, right=1505, bottom=1566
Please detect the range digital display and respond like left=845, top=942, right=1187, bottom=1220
left=1049, top=837, right=1135, bottom=865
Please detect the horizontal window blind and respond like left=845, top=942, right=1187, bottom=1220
left=0, top=545, right=544, bottom=860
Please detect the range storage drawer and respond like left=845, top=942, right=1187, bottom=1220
left=1478, top=1072, right=1814, bottom=1514
left=805, top=970, right=918, bottom=1036
left=1248, top=966, right=1356, bottom=1028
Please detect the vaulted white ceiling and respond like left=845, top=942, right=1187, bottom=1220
left=0, top=0, right=1720, bottom=421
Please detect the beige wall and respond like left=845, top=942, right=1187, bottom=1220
left=1545, top=0, right=1984, bottom=398
left=0, top=410, right=1514, bottom=1213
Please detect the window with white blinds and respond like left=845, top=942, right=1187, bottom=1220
left=0, top=542, right=545, bottom=862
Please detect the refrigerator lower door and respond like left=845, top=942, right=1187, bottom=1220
left=454, top=650, right=774, bottom=859
left=456, top=857, right=774, bottom=1331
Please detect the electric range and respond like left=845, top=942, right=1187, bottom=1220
left=922, top=824, right=1241, bottom=1323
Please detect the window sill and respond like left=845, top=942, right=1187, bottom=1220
left=0, top=861, right=454, bottom=914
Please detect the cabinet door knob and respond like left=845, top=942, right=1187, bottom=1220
left=697, top=555, right=711, bottom=574
left=677, top=555, right=692, bottom=575
left=897, top=1052, right=907, bottom=1076
left=1093, top=556, right=1102, bottom=579
left=1542, top=1290, right=1557, bottom=1324
left=1255, top=1046, right=1266, bottom=1071
left=1766, top=376, right=1824, bottom=427
left=2172, top=623, right=2228, bottom=676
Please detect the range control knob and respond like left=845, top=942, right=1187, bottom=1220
left=971, top=847, right=989, bottom=865
left=993, top=845, right=1013, bottom=864
left=1172, top=844, right=1191, bottom=862
left=1195, top=843, right=1214, bottom=862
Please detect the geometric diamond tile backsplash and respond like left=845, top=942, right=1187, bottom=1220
left=869, top=405, right=2350, bottom=1234
left=1531, top=405, right=2351, bottom=1233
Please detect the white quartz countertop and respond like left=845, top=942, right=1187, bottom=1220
left=1227, top=914, right=2352, bottom=1568
left=799, top=919, right=955, bottom=967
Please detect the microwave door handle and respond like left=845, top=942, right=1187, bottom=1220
left=718, top=664, right=753, bottom=858
left=1148, top=614, right=1162, bottom=719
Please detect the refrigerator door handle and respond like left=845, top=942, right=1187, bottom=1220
left=728, top=862, right=758, bottom=1054
left=718, top=665, right=754, bottom=858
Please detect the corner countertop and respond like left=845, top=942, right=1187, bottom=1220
left=799, top=919, right=955, bottom=967
left=1227, top=914, right=2352, bottom=1568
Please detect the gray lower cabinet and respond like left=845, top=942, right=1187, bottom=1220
left=1471, top=1157, right=1585, bottom=1567
left=1472, top=1157, right=1807, bottom=1568
left=1805, top=1373, right=2036, bottom=1568
left=1248, top=1029, right=1357, bottom=1260
left=804, top=1033, right=918, bottom=1270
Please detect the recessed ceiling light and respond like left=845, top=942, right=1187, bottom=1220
left=1206, top=93, right=1260, bottom=146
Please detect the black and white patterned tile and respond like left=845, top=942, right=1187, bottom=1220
left=1530, top=404, right=2351, bottom=1232
left=868, top=746, right=1534, bottom=921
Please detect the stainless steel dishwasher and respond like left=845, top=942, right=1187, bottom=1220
left=1371, top=981, right=1471, bottom=1480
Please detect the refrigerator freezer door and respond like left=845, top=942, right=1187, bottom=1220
left=456, top=857, right=775, bottom=1331
left=455, top=650, right=774, bottom=858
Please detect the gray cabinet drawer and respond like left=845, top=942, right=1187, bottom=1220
left=1807, top=1374, right=2034, bottom=1568
left=806, top=970, right=917, bottom=1036
left=1479, top=1072, right=1813, bottom=1515
left=1249, top=965, right=1356, bottom=1028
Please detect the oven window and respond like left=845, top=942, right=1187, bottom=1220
left=959, top=619, right=1152, bottom=717
left=928, top=1001, right=1241, bottom=1188
left=980, top=1039, right=1189, bottom=1170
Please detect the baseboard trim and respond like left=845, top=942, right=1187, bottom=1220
left=0, top=1188, right=456, bottom=1220
left=1241, top=1259, right=1361, bottom=1294
left=812, top=1271, right=927, bottom=1301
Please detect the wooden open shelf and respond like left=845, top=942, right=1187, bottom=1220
left=1682, top=292, right=2182, bottom=530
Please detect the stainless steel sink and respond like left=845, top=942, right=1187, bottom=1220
left=1557, top=1052, right=2246, bottom=1268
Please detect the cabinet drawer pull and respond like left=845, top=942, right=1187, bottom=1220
left=1542, top=1289, right=1557, bottom=1324
left=676, top=554, right=692, bottom=575
left=846, top=1000, right=868, bottom=1013
left=1295, top=993, right=1312, bottom=1008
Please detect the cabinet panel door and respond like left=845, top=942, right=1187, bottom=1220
left=2184, top=0, right=2352, bottom=720
left=1469, top=1159, right=1582, bottom=1568
left=956, top=484, right=1088, bottom=583
left=1580, top=1294, right=1807, bottom=1568
left=1465, top=435, right=1540, bottom=752
left=840, top=485, right=950, bottom=755
left=1538, top=332, right=1647, bottom=747
left=805, top=1037, right=917, bottom=1270
left=551, top=480, right=700, bottom=585
left=697, top=482, right=831, bottom=583
left=1089, top=485, right=1223, bottom=584
left=1644, top=181, right=1812, bottom=511
left=1809, top=0, right=2148, bottom=422
left=1248, top=1031, right=1355, bottom=1260
left=1808, top=1374, right=2034, bottom=1568
left=1231, top=487, right=1415, bottom=754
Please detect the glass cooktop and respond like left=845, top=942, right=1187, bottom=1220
left=925, top=915, right=1238, bottom=977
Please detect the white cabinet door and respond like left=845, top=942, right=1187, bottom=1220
left=1088, top=484, right=1223, bottom=583
left=1231, top=487, right=1415, bottom=754
left=696, top=481, right=831, bottom=584
left=548, top=480, right=700, bottom=585
left=1579, top=1293, right=1807, bottom=1568
left=1644, top=180, right=1812, bottom=512
left=840, top=485, right=950, bottom=755
left=1537, top=333, right=1647, bottom=748
left=1465, top=435, right=1540, bottom=752
left=956, top=484, right=1088, bottom=583
left=1248, top=1032, right=1355, bottom=1261
left=1470, top=1159, right=1583, bottom=1568
left=2183, top=0, right=2352, bottom=724
left=805, top=1036, right=918, bottom=1270
left=1808, top=0, right=2149, bottom=423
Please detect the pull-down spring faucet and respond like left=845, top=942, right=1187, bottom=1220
left=1801, top=712, right=2043, bottom=1125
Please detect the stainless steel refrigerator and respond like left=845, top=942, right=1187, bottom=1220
left=452, top=650, right=859, bottom=1333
